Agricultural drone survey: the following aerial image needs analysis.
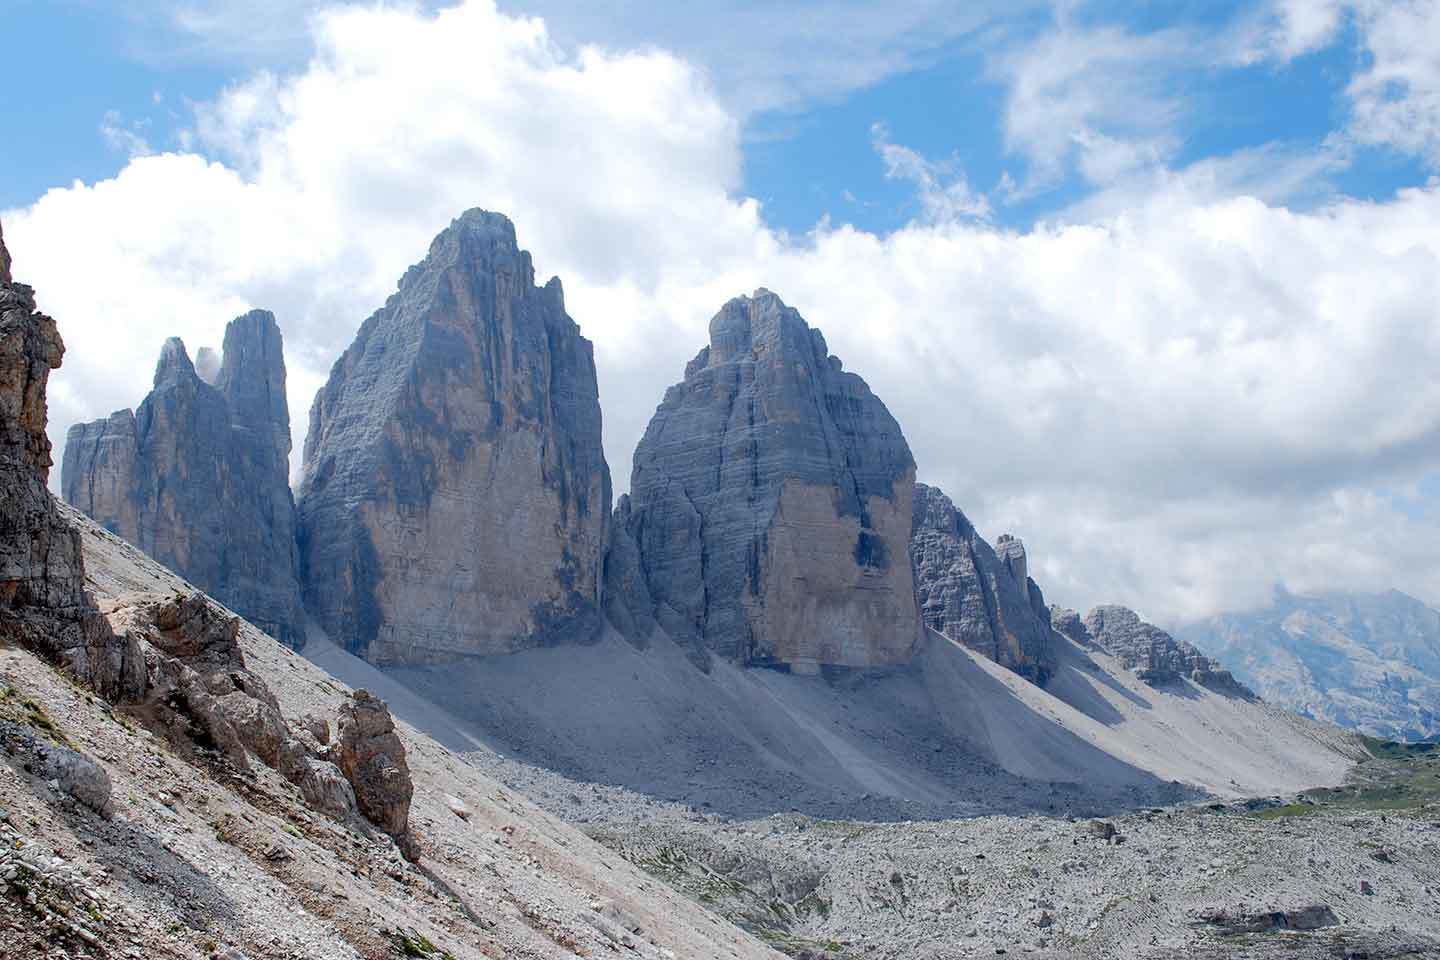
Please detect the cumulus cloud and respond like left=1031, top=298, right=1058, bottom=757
left=6, top=0, right=1440, bottom=627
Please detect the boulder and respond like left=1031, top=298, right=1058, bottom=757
left=910, top=484, right=1055, bottom=684
left=297, top=210, right=611, bottom=665
left=62, top=312, right=305, bottom=647
left=335, top=689, right=418, bottom=860
left=617, top=289, right=920, bottom=671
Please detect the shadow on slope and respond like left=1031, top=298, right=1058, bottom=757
left=383, top=627, right=1196, bottom=821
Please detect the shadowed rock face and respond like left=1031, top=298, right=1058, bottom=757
left=910, top=483, right=1055, bottom=685
left=616, top=289, right=920, bottom=671
left=61, top=311, right=305, bottom=647
left=1079, top=604, right=1253, bottom=696
left=0, top=225, right=143, bottom=701
left=297, top=210, right=611, bottom=665
left=0, top=221, right=10, bottom=285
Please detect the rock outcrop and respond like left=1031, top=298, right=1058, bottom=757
left=909, top=483, right=1055, bottom=684
left=1076, top=604, right=1252, bottom=696
left=62, top=311, right=304, bottom=647
left=297, top=210, right=611, bottom=665
left=0, top=222, right=139, bottom=701
left=615, top=289, right=920, bottom=672
left=335, top=690, right=419, bottom=860
left=104, top=591, right=418, bottom=858
left=0, top=220, right=10, bottom=284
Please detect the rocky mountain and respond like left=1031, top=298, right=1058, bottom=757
left=61, top=311, right=305, bottom=647
left=0, top=220, right=10, bottom=283
left=611, top=289, right=920, bottom=672
left=909, top=482, right=1056, bottom=684
left=297, top=210, right=611, bottom=665
left=0, top=221, right=781, bottom=960
left=1068, top=604, right=1252, bottom=696
left=1178, top=589, right=1440, bottom=740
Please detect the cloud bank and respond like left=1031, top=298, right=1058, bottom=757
left=7, top=0, right=1440, bottom=626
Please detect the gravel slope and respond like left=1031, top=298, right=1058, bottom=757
left=0, top=503, right=785, bottom=960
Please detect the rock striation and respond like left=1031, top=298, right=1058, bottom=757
left=614, top=289, right=920, bottom=672
left=62, top=311, right=304, bottom=647
left=297, top=210, right=611, bottom=665
left=1074, top=604, right=1252, bottom=696
left=909, top=483, right=1055, bottom=684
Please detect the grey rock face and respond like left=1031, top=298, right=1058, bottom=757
left=297, top=210, right=611, bottom=665
left=909, top=483, right=1055, bottom=684
left=1178, top=589, right=1440, bottom=740
left=618, top=289, right=920, bottom=671
left=62, top=311, right=304, bottom=647
left=1081, top=604, right=1252, bottom=696
left=0, top=220, right=10, bottom=285
left=0, top=231, right=138, bottom=701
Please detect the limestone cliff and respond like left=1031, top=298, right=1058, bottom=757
left=61, top=311, right=305, bottom=647
left=0, top=224, right=145, bottom=701
left=616, top=289, right=920, bottom=672
left=1076, top=604, right=1252, bottom=696
left=909, top=483, right=1055, bottom=684
left=297, top=210, right=611, bottom=665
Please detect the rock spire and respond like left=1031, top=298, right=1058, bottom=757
left=62, top=311, right=305, bottom=647
left=613, top=289, right=921, bottom=672
left=297, top=210, right=611, bottom=664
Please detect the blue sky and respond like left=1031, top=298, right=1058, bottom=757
left=4, top=0, right=1432, bottom=233
left=5, top=0, right=1428, bottom=233
left=4, top=0, right=1440, bottom=623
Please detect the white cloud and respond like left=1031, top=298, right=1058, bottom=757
left=7, top=0, right=1440, bottom=628
left=870, top=123, right=991, bottom=223
left=1346, top=0, right=1440, bottom=165
left=986, top=18, right=1193, bottom=196
left=100, top=110, right=155, bottom=158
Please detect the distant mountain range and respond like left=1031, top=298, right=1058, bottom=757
left=1178, top=589, right=1440, bottom=741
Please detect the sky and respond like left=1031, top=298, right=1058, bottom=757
left=3, top=0, right=1440, bottom=627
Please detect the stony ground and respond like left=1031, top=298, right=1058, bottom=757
left=470, top=743, right=1440, bottom=959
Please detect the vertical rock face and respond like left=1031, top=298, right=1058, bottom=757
left=1080, top=604, right=1252, bottom=696
left=619, top=289, right=920, bottom=672
left=0, top=221, right=10, bottom=285
left=0, top=225, right=140, bottom=701
left=909, top=483, right=1055, bottom=684
left=61, top=311, right=305, bottom=647
left=297, top=210, right=611, bottom=665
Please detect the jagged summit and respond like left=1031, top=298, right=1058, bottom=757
left=610, top=288, right=920, bottom=671
left=62, top=311, right=305, bottom=647
left=1075, top=603, right=1253, bottom=696
left=909, top=482, right=1056, bottom=685
left=297, top=210, right=611, bottom=665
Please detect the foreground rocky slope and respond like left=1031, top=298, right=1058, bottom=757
left=613, top=289, right=920, bottom=671
left=909, top=483, right=1057, bottom=684
left=62, top=312, right=305, bottom=646
left=1, top=508, right=781, bottom=959
left=298, top=210, right=611, bottom=666
left=1179, top=589, right=1440, bottom=740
